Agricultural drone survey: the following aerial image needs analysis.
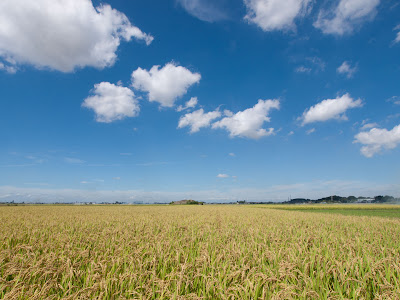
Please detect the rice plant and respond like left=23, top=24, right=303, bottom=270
left=1, top=205, right=399, bottom=299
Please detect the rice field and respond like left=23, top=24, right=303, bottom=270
left=1, top=205, right=400, bottom=299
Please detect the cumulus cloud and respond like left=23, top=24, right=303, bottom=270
left=176, top=97, right=198, bottom=112
left=300, top=93, right=362, bottom=125
left=217, top=174, right=229, bottom=178
left=354, top=124, right=400, bottom=157
left=177, top=0, right=227, bottom=22
left=178, top=108, right=221, bottom=133
left=131, top=63, right=201, bottom=107
left=337, top=61, right=357, bottom=78
left=244, top=0, right=312, bottom=31
left=314, top=0, right=380, bottom=35
left=0, top=0, right=153, bottom=72
left=212, top=99, right=280, bottom=139
left=82, top=82, right=139, bottom=123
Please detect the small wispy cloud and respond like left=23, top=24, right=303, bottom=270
left=24, top=182, right=50, bottom=186
left=394, top=25, right=400, bottom=43
left=306, top=128, right=315, bottom=135
left=177, top=0, right=228, bottom=23
left=64, top=157, right=85, bottom=164
left=217, top=173, right=229, bottom=178
left=337, top=61, right=357, bottom=78
left=307, top=57, right=326, bottom=72
left=387, top=96, right=400, bottom=105
left=25, top=155, right=46, bottom=164
left=176, top=97, right=198, bottom=112
left=228, top=153, right=235, bottom=157
left=295, top=66, right=311, bottom=73
left=0, top=62, right=17, bottom=74
left=80, top=179, right=105, bottom=184
left=294, top=57, right=325, bottom=74
left=360, top=122, right=378, bottom=130
left=136, top=161, right=169, bottom=167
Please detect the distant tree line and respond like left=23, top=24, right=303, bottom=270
left=170, top=200, right=204, bottom=205
left=283, top=195, right=398, bottom=205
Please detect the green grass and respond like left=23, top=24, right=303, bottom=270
left=267, top=204, right=400, bottom=219
left=282, top=208, right=400, bottom=218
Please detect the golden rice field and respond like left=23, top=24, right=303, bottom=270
left=1, top=205, right=400, bottom=299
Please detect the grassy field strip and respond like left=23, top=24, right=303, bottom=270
left=260, top=204, right=400, bottom=219
left=1, top=205, right=400, bottom=299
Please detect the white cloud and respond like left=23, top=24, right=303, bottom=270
left=288, top=131, right=294, bottom=136
left=314, top=0, right=380, bottom=35
left=0, top=0, right=153, bottom=72
left=295, top=66, right=311, bottom=73
left=24, top=182, right=50, bottom=186
left=300, top=93, right=363, bottom=125
left=131, top=63, right=201, bottom=107
left=178, top=108, right=221, bottom=133
left=217, top=174, right=229, bottom=178
left=65, top=157, right=85, bottom=164
left=228, top=152, right=236, bottom=157
left=360, top=122, right=378, bottom=130
left=387, top=96, right=400, bottom=105
left=307, top=57, right=326, bottom=72
left=294, top=57, right=326, bottom=74
left=82, top=82, right=139, bottom=123
left=0, top=62, right=17, bottom=74
left=212, top=99, right=280, bottom=139
left=93, top=179, right=105, bottom=183
left=176, top=97, right=198, bottom=112
left=337, top=61, right=357, bottom=78
left=244, top=0, right=312, bottom=31
left=354, top=124, right=400, bottom=157
left=306, top=128, right=315, bottom=135
left=177, top=0, right=227, bottom=22
left=223, top=109, right=234, bottom=117
left=395, top=28, right=400, bottom=43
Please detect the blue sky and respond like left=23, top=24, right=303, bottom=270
left=0, top=0, right=399, bottom=203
